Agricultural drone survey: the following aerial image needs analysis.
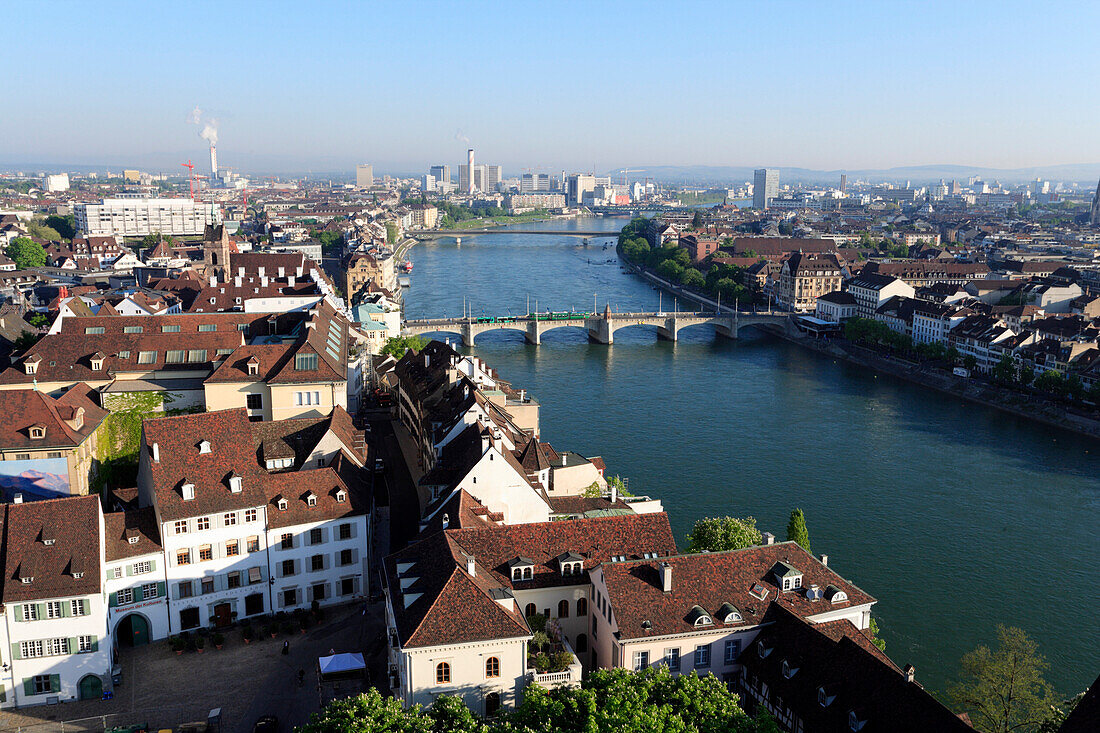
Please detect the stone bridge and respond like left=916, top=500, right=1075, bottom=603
left=411, top=229, right=618, bottom=240
left=402, top=308, right=793, bottom=347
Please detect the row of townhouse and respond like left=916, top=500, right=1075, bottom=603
left=389, top=341, right=659, bottom=526
left=0, top=301, right=358, bottom=423
left=383, top=509, right=971, bottom=731
left=0, top=406, right=370, bottom=710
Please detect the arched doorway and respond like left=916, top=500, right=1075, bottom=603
left=78, top=674, right=103, bottom=701
left=485, top=691, right=501, bottom=716
left=116, top=613, right=151, bottom=647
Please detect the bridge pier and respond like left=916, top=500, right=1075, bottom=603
left=587, top=317, right=613, bottom=344
left=656, top=316, right=677, bottom=342
left=460, top=322, right=476, bottom=348
left=525, top=320, right=541, bottom=345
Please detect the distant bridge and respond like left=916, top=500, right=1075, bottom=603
left=403, top=308, right=793, bottom=347
left=411, top=229, right=618, bottom=240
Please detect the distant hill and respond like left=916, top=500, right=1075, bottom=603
left=610, top=164, right=1100, bottom=187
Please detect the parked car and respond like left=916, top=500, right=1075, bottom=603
left=253, top=716, right=279, bottom=733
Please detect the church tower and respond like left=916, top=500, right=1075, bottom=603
left=202, top=224, right=234, bottom=278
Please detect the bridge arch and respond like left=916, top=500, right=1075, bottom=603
left=405, top=328, right=466, bottom=344
left=468, top=324, right=530, bottom=344
left=536, top=323, right=592, bottom=340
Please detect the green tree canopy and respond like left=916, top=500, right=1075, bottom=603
left=686, top=515, right=763, bottom=553
left=949, top=625, right=1060, bottom=733
left=680, top=267, right=705, bottom=288
left=786, top=508, right=812, bottom=553
left=382, top=335, right=428, bottom=358
left=44, top=214, right=75, bottom=240
left=692, top=211, right=704, bottom=228
left=141, top=232, right=175, bottom=248
left=26, top=220, right=61, bottom=242
left=386, top=221, right=399, bottom=245
left=5, top=237, right=47, bottom=269
left=300, top=668, right=777, bottom=733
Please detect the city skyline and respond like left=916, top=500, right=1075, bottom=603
left=7, top=1, right=1100, bottom=175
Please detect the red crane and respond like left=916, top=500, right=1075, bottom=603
left=181, top=160, right=196, bottom=200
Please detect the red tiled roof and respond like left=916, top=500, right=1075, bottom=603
left=601, top=542, right=875, bottom=640
left=2, top=495, right=102, bottom=602
left=0, top=383, right=108, bottom=451
left=104, top=507, right=162, bottom=561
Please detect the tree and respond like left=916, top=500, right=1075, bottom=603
left=5, top=237, right=47, bottom=269
left=963, top=354, right=978, bottom=372
left=657, top=259, right=684, bottom=281
left=868, top=617, right=886, bottom=652
left=949, top=625, right=1059, bottom=733
left=992, top=355, right=1017, bottom=385
left=26, top=220, right=61, bottom=241
left=141, top=232, right=175, bottom=248
left=44, top=214, right=75, bottom=240
left=686, top=516, right=762, bottom=553
left=298, top=688, right=432, bottom=733
left=386, top=221, right=399, bottom=245
left=381, top=335, right=428, bottom=358
left=692, top=211, right=704, bottom=229
left=680, top=268, right=705, bottom=288
left=786, top=508, right=812, bottom=553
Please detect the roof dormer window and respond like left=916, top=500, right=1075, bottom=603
left=90, top=352, right=105, bottom=370
left=818, top=686, right=833, bottom=707
left=335, top=489, right=347, bottom=503
left=181, top=482, right=195, bottom=500
left=20, top=576, right=32, bottom=584
left=825, top=585, right=848, bottom=604
left=782, top=660, right=797, bottom=678
left=848, top=711, right=865, bottom=731
left=127, top=536, right=139, bottom=545
left=24, top=355, right=40, bottom=375
left=687, top=605, right=713, bottom=627
left=198, top=440, right=211, bottom=454
left=229, top=474, right=243, bottom=493
left=716, top=602, right=743, bottom=624
left=508, top=557, right=534, bottom=581
left=757, top=641, right=771, bottom=658
left=246, top=356, right=259, bottom=376
left=29, top=425, right=46, bottom=440
left=73, top=572, right=84, bottom=579
left=306, top=493, right=317, bottom=507
left=276, top=497, right=288, bottom=511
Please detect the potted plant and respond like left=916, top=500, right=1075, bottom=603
left=266, top=623, right=277, bottom=639
left=184, top=635, right=196, bottom=653
left=194, top=636, right=205, bottom=653
left=299, top=616, right=309, bottom=634
left=281, top=621, right=294, bottom=636
left=242, top=624, right=254, bottom=644
left=212, top=632, right=225, bottom=650
left=169, top=636, right=183, bottom=655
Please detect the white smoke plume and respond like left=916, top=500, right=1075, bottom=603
left=454, top=129, right=471, bottom=144
left=188, top=106, right=219, bottom=145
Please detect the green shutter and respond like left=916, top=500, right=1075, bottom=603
left=150, top=558, right=157, bottom=572
left=61, top=601, right=71, bottom=618
left=10, top=643, right=21, bottom=661
left=125, top=564, right=133, bottom=577
left=49, top=674, right=59, bottom=693
left=108, top=592, right=118, bottom=608
left=69, top=637, right=79, bottom=655
left=1, top=685, right=7, bottom=703
left=36, top=603, right=46, bottom=620
left=157, top=581, right=167, bottom=598
left=89, top=636, right=99, bottom=653
left=22, top=679, right=33, bottom=697
left=81, top=599, right=89, bottom=616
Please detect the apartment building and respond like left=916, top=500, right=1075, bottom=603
left=0, top=304, right=354, bottom=421
left=1, top=496, right=112, bottom=707
left=845, top=273, right=915, bottom=318
left=344, top=251, right=397, bottom=299
left=776, top=253, right=844, bottom=313
left=0, top=385, right=108, bottom=497
left=75, top=197, right=221, bottom=237
left=137, top=408, right=369, bottom=634
left=103, top=507, right=169, bottom=647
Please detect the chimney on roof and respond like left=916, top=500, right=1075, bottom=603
left=152, top=442, right=160, bottom=463
left=465, top=554, right=476, bottom=577
left=278, top=266, right=285, bottom=278
left=13, top=493, right=23, bottom=504
left=658, top=561, right=673, bottom=592
left=819, top=553, right=828, bottom=567
left=762, top=532, right=775, bottom=546
left=903, top=664, right=915, bottom=683
left=258, top=266, right=265, bottom=278
left=288, top=275, right=296, bottom=288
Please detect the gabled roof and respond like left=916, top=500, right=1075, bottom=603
left=0, top=383, right=108, bottom=451
left=2, top=495, right=102, bottom=602
left=104, top=507, right=162, bottom=561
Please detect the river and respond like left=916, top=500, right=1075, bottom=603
left=400, top=216, right=1100, bottom=697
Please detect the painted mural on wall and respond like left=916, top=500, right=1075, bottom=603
left=0, top=458, right=71, bottom=500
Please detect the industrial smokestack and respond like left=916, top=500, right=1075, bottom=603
left=210, top=144, right=218, bottom=178
left=467, top=148, right=475, bottom=193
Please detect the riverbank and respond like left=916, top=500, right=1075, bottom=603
left=622, top=252, right=1100, bottom=442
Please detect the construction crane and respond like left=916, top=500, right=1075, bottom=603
left=617, top=168, right=646, bottom=186
left=181, top=160, right=196, bottom=200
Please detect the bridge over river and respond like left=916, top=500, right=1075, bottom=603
left=403, top=307, right=794, bottom=346
left=411, top=229, right=618, bottom=240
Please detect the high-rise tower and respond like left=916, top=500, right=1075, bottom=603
left=1090, top=178, right=1100, bottom=226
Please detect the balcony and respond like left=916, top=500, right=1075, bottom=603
left=528, top=636, right=582, bottom=690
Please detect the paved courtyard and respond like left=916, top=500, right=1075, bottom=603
left=0, top=601, right=388, bottom=733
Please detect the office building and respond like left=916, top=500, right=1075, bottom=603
left=356, top=164, right=374, bottom=188
left=74, top=197, right=221, bottom=237
left=753, top=169, right=779, bottom=209
left=44, top=173, right=70, bottom=192
left=567, top=174, right=596, bottom=206
left=421, top=174, right=436, bottom=193
left=429, top=165, right=450, bottom=186
left=521, top=173, right=551, bottom=192
left=486, top=165, right=502, bottom=192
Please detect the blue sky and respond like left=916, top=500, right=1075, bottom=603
left=7, top=1, right=1100, bottom=175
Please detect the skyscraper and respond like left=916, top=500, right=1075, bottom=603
left=356, top=164, right=374, bottom=188
left=1090, top=178, right=1100, bottom=226
left=753, top=168, right=779, bottom=209
left=486, top=165, right=502, bottom=192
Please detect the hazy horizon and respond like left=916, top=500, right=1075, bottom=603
left=8, top=1, right=1100, bottom=179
